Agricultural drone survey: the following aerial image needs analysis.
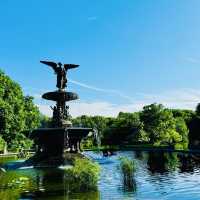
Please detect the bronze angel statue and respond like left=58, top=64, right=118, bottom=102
left=40, top=61, right=79, bottom=89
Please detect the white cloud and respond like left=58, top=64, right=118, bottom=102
left=68, top=101, right=143, bottom=117
left=37, top=104, right=52, bottom=116
left=137, top=88, right=200, bottom=110
left=37, top=101, right=143, bottom=118
left=69, top=79, right=134, bottom=102
left=36, top=88, right=200, bottom=117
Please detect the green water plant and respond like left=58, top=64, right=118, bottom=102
left=64, top=157, right=101, bottom=192
left=0, top=171, right=33, bottom=200
left=119, top=156, right=136, bottom=190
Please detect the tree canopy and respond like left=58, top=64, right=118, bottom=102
left=0, top=70, right=40, bottom=151
left=72, top=103, right=190, bottom=149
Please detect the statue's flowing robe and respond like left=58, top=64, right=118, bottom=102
left=55, top=67, right=67, bottom=89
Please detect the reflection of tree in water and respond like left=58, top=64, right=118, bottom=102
left=147, top=151, right=200, bottom=174
left=178, top=153, right=200, bottom=173
left=147, top=152, right=180, bottom=174
left=146, top=152, right=180, bottom=197
left=165, top=153, right=180, bottom=171
left=134, top=151, right=146, bottom=160
left=20, top=169, right=100, bottom=200
left=178, top=154, right=194, bottom=173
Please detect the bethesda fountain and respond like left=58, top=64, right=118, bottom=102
left=28, top=61, right=93, bottom=167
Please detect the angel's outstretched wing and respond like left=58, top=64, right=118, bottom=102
left=64, top=64, right=79, bottom=71
left=40, top=61, right=58, bottom=72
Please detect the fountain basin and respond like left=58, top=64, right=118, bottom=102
left=42, top=91, right=78, bottom=101
left=30, top=127, right=93, bottom=156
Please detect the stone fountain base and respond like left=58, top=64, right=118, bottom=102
left=28, top=127, right=92, bottom=167
left=24, top=152, right=86, bottom=168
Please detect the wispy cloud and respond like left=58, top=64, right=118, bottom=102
left=68, top=79, right=135, bottom=102
left=24, top=79, right=135, bottom=103
left=26, top=80, right=200, bottom=117
left=37, top=101, right=143, bottom=117
left=37, top=104, right=53, bottom=117
left=37, top=88, right=200, bottom=117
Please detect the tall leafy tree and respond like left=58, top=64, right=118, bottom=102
left=0, top=70, right=40, bottom=150
left=102, top=112, right=145, bottom=145
left=140, top=103, right=185, bottom=146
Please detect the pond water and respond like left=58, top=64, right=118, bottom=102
left=1, top=151, right=200, bottom=200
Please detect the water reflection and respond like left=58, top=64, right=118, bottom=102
left=21, top=169, right=100, bottom=200
left=147, top=152, right=180, bottom=173
left=134, top=150, right=146, bottom=160
left=122, top=177, right=137, bottom=193
left=146, top=151, right=200, bottom=174
left=0, top=167, right=100, bottom=200
left=1, top=151, right=200, bottom=199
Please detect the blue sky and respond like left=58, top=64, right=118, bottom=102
left=1, top=0, right=200, bottom=116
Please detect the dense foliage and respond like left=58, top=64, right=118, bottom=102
left=0, top=70, right=40, bottom=151
left=72, top=103, right=200, bottom=150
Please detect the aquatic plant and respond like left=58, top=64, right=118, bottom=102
left=119, top=156, right=136, bottom=190
left=0, top=171, right=33, bottom=200
left=64, top=157, right=101, bottom=192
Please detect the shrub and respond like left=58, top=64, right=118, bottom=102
left=174, top=142, right=188, bottom=150
left=10, top=135, right=33, bottom=153
left=64, top=157, right=100, bottom=192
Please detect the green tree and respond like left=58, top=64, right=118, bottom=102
left=175, top=117, right=188, bottom=143
left=102, top=112, right=145, bottom=145
left=39, top=114, right=51, bottom=128
left=73, top=115, right=110, bottom=147
left=171, top=109, right=195, bottom=124
left=140, top=104, right=181, bottom=146
left=23, top=96, right=40, bottom=131
left=0, top=70, right=40, bottom=151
